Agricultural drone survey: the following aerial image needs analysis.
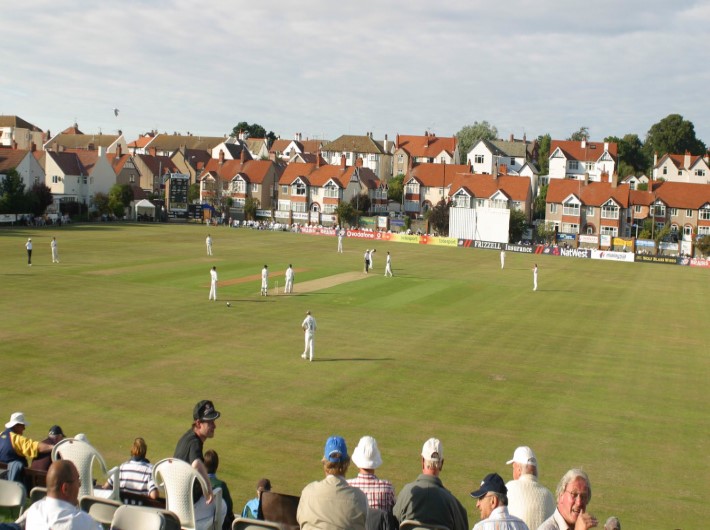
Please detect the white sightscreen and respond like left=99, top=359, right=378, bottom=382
left=449, top=207, right=510, bottom=243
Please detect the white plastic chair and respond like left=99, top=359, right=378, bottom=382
left=0, top=478, right=26, bottom=516
left=80, top=495, right=123, bottom=526
left=152, top=458, right=222, bottom=530
left=110, top=504, right=167, bottom=530
left=51, top=438, right=120, bottom=500
left=231, top=517, right=282, bottom=530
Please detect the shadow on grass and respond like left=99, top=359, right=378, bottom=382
left=310, top=357, right=396, bottom=362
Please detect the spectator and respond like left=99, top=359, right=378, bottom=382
left=347, top=436, right=395, bottom=513
left=0, top=412, right=53, bottom=482
left=604, top=516, right=621, bottom=530
left=204, top=450, right=234, bottom=530
left=241, top=478, right=271, bottom=519
left=22, top=460, right=102, bottom=530
left=174, top=400, right=227, bottom=530
left=393, top=438, right=468, bottom=530
left=105, top=437, right=159, bottom=499
left=538, top=469, right=598, bottom=530
left=297, top=435, right=368, bottom=530
left=30, top=425, right=65, bottom=472
left=470, top=472, right=528, bottom=530
left=504, top=446, right=554, bottom=530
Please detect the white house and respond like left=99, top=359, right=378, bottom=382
left=547, top=140, right=617, bottom=183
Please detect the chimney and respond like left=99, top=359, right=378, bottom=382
left=509, top=133, right=514, bottom=142
left=604, top=141, right=609, bottom=151
left=383, top=134, right=388, bottom=152
left=611, top=172, right=618, bottom=188
left=149, top=147, right=157, bottom=157
left=499, top=164, right=508, bottom=175
left=117, top=144, right=122, bottom=157
left=317, top=154, right=321, bottom=168
left=31, top=142, right=36, bottom=152
left=340, top=154, right=346, bottom=169
left=12, top=140, right=17, bottom=150
left=98, top=146, right=104, bottom=157
left=240, top=147, right=246, bottom=163
left=396, top=133, right=400, bottom=149
left=581, top=140, right=586, bottom=149
left=219, top=150, right=225, bottom=164
left=600, top=171, right=609, bottom=183
left=355, top=157, right=363, bottom=168
left=523, top=133, right=527, bottom=143
left=584, top=172, right=589, bottom=185
left=654, top=151, right=658, bottom=167
left=684, top=150, right=691, bottom=169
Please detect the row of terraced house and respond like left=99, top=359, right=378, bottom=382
left=2, top=115, right=710, bottom=247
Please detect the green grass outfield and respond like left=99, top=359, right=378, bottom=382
left=0, top=223, right=707, bottom=528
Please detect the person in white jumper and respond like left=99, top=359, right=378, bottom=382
left=206, top=234, right=213, bottom=256
left=285, top=264, right=294, bottom=294
left=261, top=265, right=269, bottom=296
left=301, top=310, right=317, bottom=361
left=209, top=266, right=218, bottom=301
left=504, top=446, right=554, bottom=530
left=51, top=237, right=60, bottom=263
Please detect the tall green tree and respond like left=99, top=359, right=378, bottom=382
left=534, top=184, right=548, bottom=220
left=26, top=183, right=53, bottom=217
left=334, top=202, right=355, bottom=227
left=456, top=121, right=498, bottom=163
left=231, top=122, right=277, bottom=145
left=244, top=197, right=259, bottom=220
left=696, top=235, right=710, bottom=257
left=508, top=209, right=527, bottom=243
left=644, top=114, right=707, bottom=159
left=536, top=134, right=551, bottom=175
left=92, top=193, right=111, bottom=215
left=388, top=174, right=404, bottom=205
left=568, top=126, right=590, bottom=142
left=350, top=192, right=371, bottom=215
left=605, top=134, right=650, bottom=177
left=428, top=199, right=450, bottom=235
left=0, top=169, right=28, bottom=213
left=188, top=183, right=200, bottom=203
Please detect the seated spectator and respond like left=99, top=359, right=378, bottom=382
left=204, top=450, right=234, bottom=530
left=241, top=478, right=271, bottom=519
left=105, top=437, right=159, bottom=499
left=297, top=435, right=368, bottom=530
left=21, top=460, right=102, bottom=530
left=347, top=436, right=395, bottom=513
left=30, top=425, right=65, bottom=472
left=0, top=412, right=53, bottom=482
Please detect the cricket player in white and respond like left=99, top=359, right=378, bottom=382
left=337, top=229, right=344, bottom=253
left=500, top=249, right=505, bottom=269
left=301, top=310, right=316, bottom=361
left=261, top=265, right=269, bottom=296
left=384, top=251, right=393, bottom=277
left=209, top=266, right=218, bottom=300
left=369, top=248, right=376, bottom=270
left=51, top=237, right=60, bottom=263
left=532, top=264, right=538, bottom=291
left=206, top=234, right=213, bottom=256
left=285, top=264, right=294, bottom=293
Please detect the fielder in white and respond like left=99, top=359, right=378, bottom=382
left=384, top=251, right=393, bottom=277
left=369, top=248, right=376, bottom=270
left=209, top=266, right=218, bottom=301
left=261, top=265, right=269, bottom=296
left=301, top=310, right=316, bottom=361
left=337, top=229, right=344, bottom=253
left=532, top=263, right=538, bottom=291
left=285, top=264, right=294, bottom=294
left=500, top=249, right=505, bottom=269
left=206, top=234, right=213, bottom=256
left=51, top=237, right=60, bottom=263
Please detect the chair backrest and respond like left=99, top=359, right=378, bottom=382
left=232, top=517, right=282, bottom=530
left=52, top=438, right=119, bottom=500
left=110, top=504, right=166, bottom=530
left=29, top=486, right=47, bottom=504
left=0, top=478, right=26, bottom=516
left=152, top=458, right=211, bottom=530
left=399, top=521, right=450, bottom=530
left=258, top=491, right=299, bottom=530
left=80, top=495, right=123, bottom=526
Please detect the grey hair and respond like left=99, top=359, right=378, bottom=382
left=523, top=463, right=538, bottom=477
left=423, top=458, right=443, bottom=471
left=604, top=516, right=621, bottom=530
left=555, top=468, right=591, bottom=502
left=491, top=492, right=508, bottom=506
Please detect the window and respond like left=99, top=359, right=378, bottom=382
left=369, top=154, right=376, bottom=161
left=601, top=202, right=619, bottom=219
left=323, top=204, right=337, bottom=214
left=510, top=157, right=515, bottom=166
left=634, top=205, right=642, bottom=213
left=440, top=156, right=446, bottom=164
left=585, top=161, right=595, bottom=172
left=586, top=226, right=594, bottom=235
left=653, top=203, right=666, bottom=217
left=587, top=206, right=595, bottom=216
left=406, top=182, right=418, bottom=194
left=569, top=161, right=579, bottom=170
left=292, top=202, right=306, bottom=213
left=129, top=175, right=135, bottom=184
left=563, top=202, right=580, bottom=216
left=600, top=226, right=618, bottom=236
left=398, top=154, right=404, bottom=162
left=324, top=185, right=340, bottom=199
left=281, top=185, right=288, bottom=195
left=700, top=207, right=710, bottom=221
left=491, top=198, right=507, bottom=209
left=476, top=198, right=486, bottom=208
left=475, top=154, right=484, bottom=164
left=550, top=203, right=557, bottom=214
left=662, top=166, right=668, bottom=175
left=278, top=200, right=290, bottom=211
left=686, top=209, right=693, bottom=218
left=629, top=182, right=636, bottom=190
left=513, top=201, right=522, bottom=210
left=698, top=226, right=710, bottom=236
left=52, top=175, right=60, bottom=183
left=83, top=176, right=87, bottom=184
left=233, top=198, right=245, bottom=208
left=670, top=208, right=678, bottom=217
left=696, top=169, right=706, bottom=177
left=450, top=194, right=468, bottom=207
left=293, top=183, right=306, bottom=196
left=562, top=223, right=579, bottom=233
left=251, top=183, right=259, bottom=193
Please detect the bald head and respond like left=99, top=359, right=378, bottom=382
left=47, top=460, right=80, bottom=504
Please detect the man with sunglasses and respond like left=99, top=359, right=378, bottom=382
left=538, top=469, right=598, bottom=530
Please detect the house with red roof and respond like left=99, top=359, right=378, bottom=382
left=44, top=123, right=127, bottom=154
left=449, top=173, right=533, bottom=223
left=0, top=115, right=45, bottom=150
left=393, top=132, right=458, bottom=176
left=652, top=152, right=710, bottom=184
left=650, top=181, right=710, bottom=240
left=270, top=133, right=326, bottom=162
left=0, top=146, right=45, bottom=190
left=467, top=135, right=540, bottom=193
left=40, top=149, right=115, bottom=207
left=547, top=140, right=617, bottom=183
left=403, top=163, right=471, bottom=216
left=321, top=133, right=394, bottom=181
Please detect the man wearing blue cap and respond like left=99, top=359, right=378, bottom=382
left=470, top=472, right=529, bottom=530
left=297, top=435, right=368, bottom=530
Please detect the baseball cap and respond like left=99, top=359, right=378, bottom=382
left=352, top=436, right=383, bottom=469
left=323, top=435, right=349, bottom=463
left=193, top=400, right=221, bottom=421
left=421, top=438, right=443, bottom=461
left=470, top=472, right=507, bottom=498
left=256, top=478, right=272, bottom=492
left=5, top=412, right=28, bottom=429
left=506, top=446, right=537, bottom=466
left=48, top=425, right=64, bottom=437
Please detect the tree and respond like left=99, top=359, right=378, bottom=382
left=536, top=221, right=557, bottom=244
left=388, top=174, right=404, bottom=205
left=508, top=209, right=527, bottom=243
left=456, top=121, right=498, bottom=164
left=244, top=197, right=259, bottom=220
left=536, top=134, right=551, bottom=175
left=0, top=169, right=28, bottom=213
left=334, top=202, right=356, bottom=227
left=568, top=126, right=590, bottom=142
left=108, top=184, right=134, bottom=218
left=644, top=114, right=707, bottom=159
left=26, top=183, right=53, bottom=217
left=188, top=183, right=200, bottom=203
left=93, top=193, right=111, bottom=215
left=637, top=182, right=648, bottom=191
left=533, top=184, right=548, bottom=220
left=605, top=134, right=650, bottom=177
left=696, top=235, right=710, bottom=257
left=428, top=199, right=450, bottom=235
left=349, top=192, right=371, bottom=215
left=231, top=122, right=277, bottom=146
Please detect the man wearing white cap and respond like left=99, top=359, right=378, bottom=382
left=504, top=446, right=555, bottom=530
left=347, top=436, right=395, bottom=513
left=393, top=438, right=468, bottom=530
left=0, top=412, right=53, bottom=482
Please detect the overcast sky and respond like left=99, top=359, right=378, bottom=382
left=3, top=0, right=710, bottom=147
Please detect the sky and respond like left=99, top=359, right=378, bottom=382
left=3, top=0, right=710, bottom=147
